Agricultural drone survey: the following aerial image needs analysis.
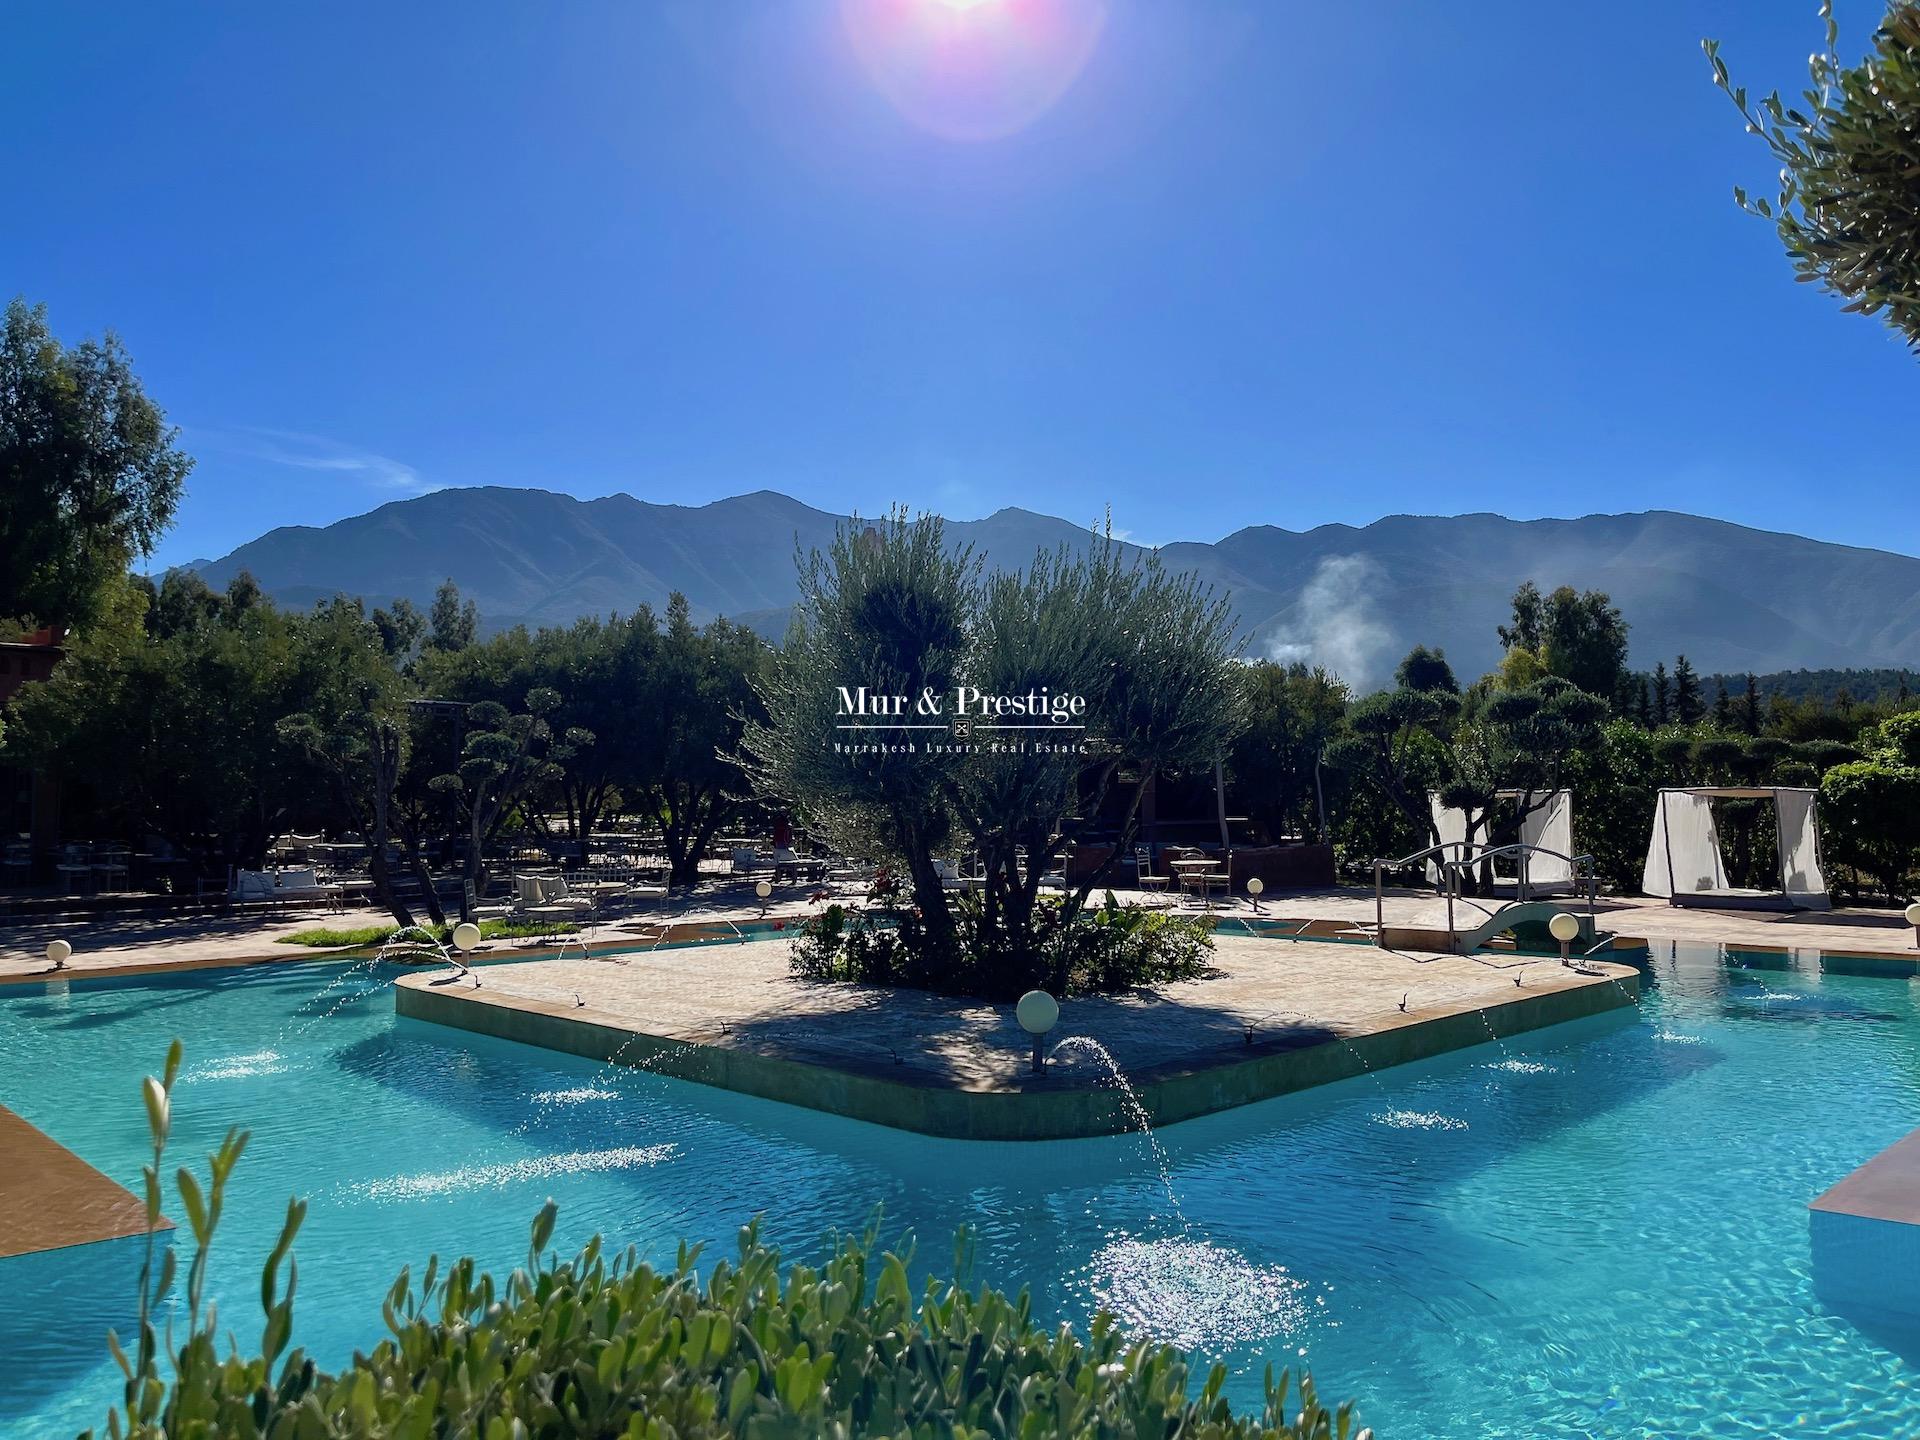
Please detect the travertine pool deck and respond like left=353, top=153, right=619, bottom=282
left=0, top=1104, right=164, bottom=1258
left=5, top=886, right=1916, bottom=983
left=395, top=932, right=1641, bottom=1139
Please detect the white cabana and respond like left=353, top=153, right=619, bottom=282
left=1641, top=787, right=1829, bottom=911
left=1425, top=789, right=1576, bottom=894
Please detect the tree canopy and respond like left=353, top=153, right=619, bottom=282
left=0, top=298, right=192, bottom=631
left=1497, top=582, right=1630, bottom=700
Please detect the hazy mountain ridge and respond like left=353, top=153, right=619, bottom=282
left=191, top=488, right=1920, bottom=687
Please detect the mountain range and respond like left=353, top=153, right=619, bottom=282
left=190, top=487, right=1920, bottom=688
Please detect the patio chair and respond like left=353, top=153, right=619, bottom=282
left=516, top=872, right=593, bottom=941
left=543, top=873, right=598, bottom=915
left=273, top=866, right=343, bottom=912
left=464, top=879, right=514, bottom=923
left=1133, top=846, right=1172, bottom=906
left=1036, top=852, right=1069, bottom=892
left=931, top=858, right=966, bottom=892
left=228, top=868, right=278, bottom=906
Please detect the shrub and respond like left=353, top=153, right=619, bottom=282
left=1819, top=760, right=1920, bottom=902
left=790, top=893, right=1214, bottom=999
left=97, top=1045, right=1371, bottom=1439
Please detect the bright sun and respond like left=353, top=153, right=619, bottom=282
left=841, top=0, right=1109, bottom=143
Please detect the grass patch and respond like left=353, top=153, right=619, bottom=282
left=275, top=918, right=579, bottom=948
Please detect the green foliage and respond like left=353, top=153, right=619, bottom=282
left=1227, top=662, right=1349, bottom=844
left=1567, top=719, right=1659, bottom=892
left=1820, top=759, right=1920, bottom=900
left=1392, top=646, right=1457, bottom=695
left=744, top=510, right=975, bottom=945
left=951, top=535, right=1245, bottom=994
left=1708, top=3, right=1920, bottom=351
left=0, top=297, right=193, bottom=631
left=97, top=1045, right=1367, bottom=1440
left=1672, top=656, right=1704, bottom=726
left=2, top=574, right=375, bottom=869
left=1862, top=710, right=1920, bottom=767
left=421, top=597, right=767, bottom=887
left=1067, top=891, right=1218, bottom=994
left=790, top=894, right=1214, bottom=999
left=425, top=578, right=477, bottom=653
left=748, top=514, right=1243, bottom=994
left=1332, top=677, right=1604, bottom=880
left=1698, top=666, right=1916, bottom=710
left=1497, top=583, right=1629, bottom=700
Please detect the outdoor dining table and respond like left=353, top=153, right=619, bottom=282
left=1168, top=858, right=1225, bottom=911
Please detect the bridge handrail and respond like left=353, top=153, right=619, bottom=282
left=1369, top=841, right=1599, bottom=949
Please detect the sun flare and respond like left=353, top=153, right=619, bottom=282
left=841, top=0, right=1108, bottom=142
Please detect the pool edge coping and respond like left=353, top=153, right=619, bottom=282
left=393, top=960, right=1642, bottom=1142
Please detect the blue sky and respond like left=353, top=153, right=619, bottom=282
left=4, top=0, right=1913, bottom=570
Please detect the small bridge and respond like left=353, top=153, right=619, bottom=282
left=1370, top=842, right=1608, bottom=956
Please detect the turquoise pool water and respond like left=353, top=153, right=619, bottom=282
left=4, top=941, right=1919, bottom=1438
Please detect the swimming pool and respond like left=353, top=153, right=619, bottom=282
left=3, top=941, right=1917, bottom=1437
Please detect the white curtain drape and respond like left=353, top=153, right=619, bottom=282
left=1774, top=788, right=1829, bottom=903
left=1516, top=790, right=1575, bottom=888
left=1643, top=790, right=1728, bottom=897
left=1426, top=794, right=1480, bottom=883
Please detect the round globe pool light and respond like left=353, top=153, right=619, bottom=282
left=1246, top=876, right=1264, bottom=913
left=451, top=921, right=482, bottom=953
left=45, top=938, right=71, bottom=971
left=1549, top=911, right=1581, bottom=965
left=1017, top=988, right=1060, bottom=1074
left=1906, top=902, right=1920, bottom=946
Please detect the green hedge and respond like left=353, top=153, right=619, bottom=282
left=790, top=891, right=1214, bottom=1000
left=93, top=1044, right=1371, bottom=1439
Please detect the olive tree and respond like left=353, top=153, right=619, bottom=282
left=950, top=538, right=1243, bottom=995
left=744, top=512, right=977, bottom=957
left=1707, top=3, right=1920, bottom=351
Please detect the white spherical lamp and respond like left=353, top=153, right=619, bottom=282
left=1017, top=989, right=1060, bottom=1035
left=1548, top=911, right=1580, bottom=965
left=1246, top=876, right=1264, bottom=912
left=755, top=880, right=773, bottom=900
left=1016, top=989, right=1060, bottom=1075
left=1906, top=902, right=1920, bottom=947
left=450, top=921, right=482, bottom=953
left=45, top=938, right=72, bottom=970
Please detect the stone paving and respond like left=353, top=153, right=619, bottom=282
left=3, top=882, right=1913, bottom=984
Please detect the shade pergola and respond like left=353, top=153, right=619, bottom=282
left=1641, top=787, right=1828, bottom=911
left=1425, top=789, right=1576, bottom=894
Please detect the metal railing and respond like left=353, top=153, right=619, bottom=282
left=1371, top=841, right=1599, bottom=948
